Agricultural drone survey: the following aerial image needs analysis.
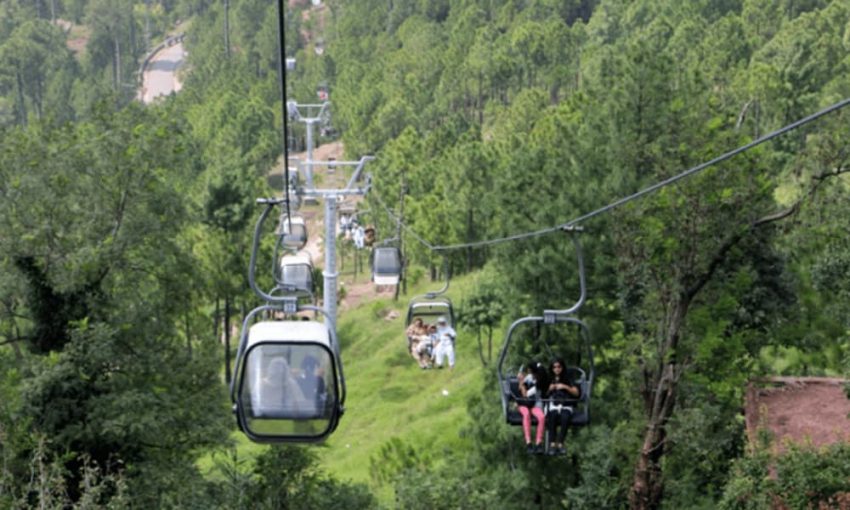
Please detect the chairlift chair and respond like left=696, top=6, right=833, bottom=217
left=496, top=229, right=595, bottom=432
left=406, top=295, right=454, bottom=329
left=497, top=317, right=594, bottom=428
left=406, top=258, right=453, bottom=329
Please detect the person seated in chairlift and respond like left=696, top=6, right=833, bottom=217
left=412, top=322, right=435, bottom=369
left=340, top=214, right=351, bottom=237
left=406, top=318, right=431, bottom=368
left=363, top=226, right=375, bottom=247
left=432, top=317, right=456, bottom=369
left=546, top=357, right=580, bottom=455
left=406, top=318, right=425, bottom=352
left=416, top=335, right=434, bottom=369
left=517, top=361, right=548, bottom=454
left=353, top=225, right=365, bottom=250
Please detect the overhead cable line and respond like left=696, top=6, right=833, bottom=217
left=372, top=97, right=850, bottom=253
left=371, top=191, right=437, bottom=250
left=275, top=0, right=292, bottom=228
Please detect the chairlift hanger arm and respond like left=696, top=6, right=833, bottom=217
left=347, top=156, right=375, bottom=190
left=543, top=229, right=586, bottom=319
left=249, top=202, right=302, bottom=304
left=425, top=255, right=450, bottom=298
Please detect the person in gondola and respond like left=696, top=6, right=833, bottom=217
left=263, top=357, right=310, bottom=417
left=546, top=358, right=580, bottom=455
left=297, top=355, right=327, bottom=417
left=517, top=361, right=548, bottom=454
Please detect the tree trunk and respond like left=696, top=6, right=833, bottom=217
left=477, top=71, right=484, bottom=126
left=629, top=364, right=677, bottom=509
left=34, top=78, right=43, bottom=120
left=466, top=208, right=474, bottom=272
left=224, top=0, right=231, bottom=58
left=15, top=70, right=27, bottom=126
left=213, top=297, right=220, bottom=344
left=129, top=15, right=136, bottom=61
left=224, top=295, right=231, bottom=384
left=184, top=310, right=192, bottom=358
left=112, top=34, right=121, bottom=91
left=629, top=298, right=688, bottom=509
left=144, top=0, right=151, bottom=48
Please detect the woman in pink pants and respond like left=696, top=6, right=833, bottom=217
left=517, top=361, right=548, bottom=454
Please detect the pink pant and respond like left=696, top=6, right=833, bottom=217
left=518, top=406, right=545, bottom=444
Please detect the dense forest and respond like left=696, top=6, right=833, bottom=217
left=1, top=0, right=850, bottom=508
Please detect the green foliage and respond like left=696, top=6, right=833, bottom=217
left=720, top=443, right=850, bottom=509
left=203, top=446, right=375, bottom=510
left=457, top=267, right=508, bottom=366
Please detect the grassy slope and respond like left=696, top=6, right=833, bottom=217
left=318, top=269, right=491, bottom=502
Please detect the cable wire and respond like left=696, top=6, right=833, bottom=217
left=276, top=0, right=292, bottom=229
left=371, top=190, right=436, bottom=250
left=372, top=97, right=850, bottom=253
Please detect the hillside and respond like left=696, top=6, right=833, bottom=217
left=320, top=270, right=488, bottom=497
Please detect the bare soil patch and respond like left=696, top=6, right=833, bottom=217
left=58, top=20, right=90, bottom=57
left=745, top=377, right=850, bottom=453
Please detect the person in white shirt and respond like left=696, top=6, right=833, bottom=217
left=353, top=225, right=365, bottom=249
left=432, top=317, right=456, bottom=369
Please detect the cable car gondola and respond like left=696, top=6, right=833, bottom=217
left=276, top=252, right=315, bottom=300
left=232, top=200, right=346, bottom=443
left=496, top=229, right=595, bottom=448
left=371, top=244, right=402, bottom=286
left=232, top=305, right=343, bottom=442
left=278, top=214, right=308, bottom=250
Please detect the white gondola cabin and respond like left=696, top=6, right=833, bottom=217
left=278, top=253, right=314, bottom=297
left=235, top=320, right=342, bottom=442
left=279, top=215, right=308, bottom=250
left=372, top=247, right=401, bottom=286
